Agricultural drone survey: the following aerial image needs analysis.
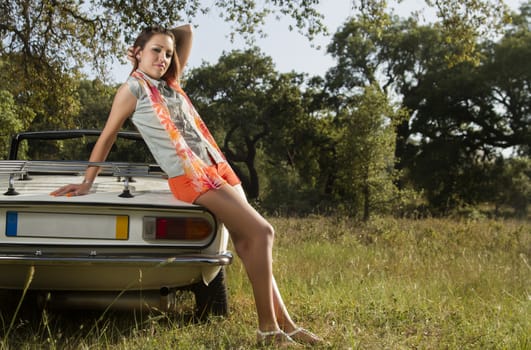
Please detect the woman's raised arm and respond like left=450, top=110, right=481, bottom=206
left=171, top=24, right=193, bottom=72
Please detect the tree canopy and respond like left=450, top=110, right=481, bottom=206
left=184, top=48, right=308, bottom=200
left=1, top=0, right=528, bottom=217
left=0, top=0, right=517, bottom=133
left=0, top=0, right=327, bottom=78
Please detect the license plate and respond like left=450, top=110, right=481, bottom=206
left=6, top=211, right=129, bottom=240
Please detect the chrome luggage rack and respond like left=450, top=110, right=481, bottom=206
left=0, top=160, right=166, bottom=198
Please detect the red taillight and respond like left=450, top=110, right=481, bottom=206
left=144, top=217, right=213, bottom=241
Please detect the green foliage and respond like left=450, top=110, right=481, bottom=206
left=1, top=0, right=527, bottom=215
left=326, top=5, right=530, bottom=214
left=259, top=157, right=323, bottom=216
left=334, top=84, right=401, bottom=220
left=482, top=157, right=531, bottom=217
left=185, top=48, right=310, bottom=200
left=0, top=90, right=25, bottom=159
left=354, top=0, right=512, bottom=66
left=0, top=0, right=326, bottom=78
left=0, top=54, right=80, bottom=135
left=426, top=0, right=511, bottom=65
left=0, top=0, right=326, bottom=159
left=15, top=135, right=155, bottom=164
left=401, top=32, right=530, bottom=210
left=481, top=17, right=531, bottom=156
left=75, top=79, right=120, bottom=130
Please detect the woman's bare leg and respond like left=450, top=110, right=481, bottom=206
left=231, top=185, right=297, bottom=330
left=195, top=184, right=278, bottom=331
left=272, top=276, right=296, bottom=331
left=228, top=184, right=323, bottom=344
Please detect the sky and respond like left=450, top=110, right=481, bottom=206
left=107, top=0, right=525, bottom=82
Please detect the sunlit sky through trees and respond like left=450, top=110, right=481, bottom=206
left=105, top=0, right=524, bottom=83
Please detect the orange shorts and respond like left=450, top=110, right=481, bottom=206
left=167, top=162, right=241, bottom=203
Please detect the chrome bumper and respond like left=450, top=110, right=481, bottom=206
left=0, top=252, right=233, bottom=266
left=0, top=251, right=233, bottom=290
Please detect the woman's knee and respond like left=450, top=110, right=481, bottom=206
left=261, top=222, right=275, bottom=242
left=233, top=221, right=274, bottom=251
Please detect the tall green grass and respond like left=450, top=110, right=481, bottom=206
left=1, top=217, right=529, bottom=349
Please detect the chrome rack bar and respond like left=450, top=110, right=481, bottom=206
left=0, top=160, right=166, bottom=197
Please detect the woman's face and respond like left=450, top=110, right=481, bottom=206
left=136, top=33, right=174, bottom=79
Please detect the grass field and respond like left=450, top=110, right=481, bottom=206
left=1, top=216, right=529, bottom=349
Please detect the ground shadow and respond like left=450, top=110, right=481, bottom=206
left=0, top=289, right=199, bottom=349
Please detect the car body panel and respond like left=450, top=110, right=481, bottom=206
left=0, top=131, right=232, bottom=314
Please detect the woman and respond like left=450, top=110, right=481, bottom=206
left=51, top=25, right=322, bottom=347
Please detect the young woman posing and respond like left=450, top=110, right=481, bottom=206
left=52, top=25, right=322, bottom=347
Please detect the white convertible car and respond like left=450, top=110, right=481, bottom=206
left=0, top=130, right=232, bottom=318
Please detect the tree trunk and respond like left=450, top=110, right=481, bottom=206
left=363, top=181, right=370, bottom=222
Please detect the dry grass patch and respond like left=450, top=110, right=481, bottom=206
left=1, top=216, right=529, bottom=349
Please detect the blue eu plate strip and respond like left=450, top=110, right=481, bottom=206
left=6, top=211, right=18, bottom=236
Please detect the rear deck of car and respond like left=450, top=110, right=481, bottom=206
left=0, top=131, right=233, bottom=316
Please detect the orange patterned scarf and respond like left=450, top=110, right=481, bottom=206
left=131, top=70, right=225, bottom=192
